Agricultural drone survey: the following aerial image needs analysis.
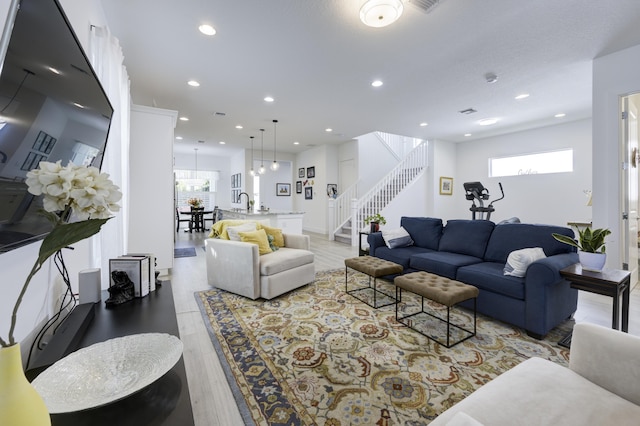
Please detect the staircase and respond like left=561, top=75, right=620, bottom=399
left=329, top=141, right=428, bottom=245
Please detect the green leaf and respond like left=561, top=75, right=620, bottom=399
left=37, top=218, right=111, bottom=266
left=552, top=233, right=581, bottom=250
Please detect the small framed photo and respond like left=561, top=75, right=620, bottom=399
left=305, top=186, right=313, bottom=200
left=298, top=168, right=305, bottom=178
left=296, top=181, right=302, bottom=193
left=306, top=166, right=315, bottom=178
left=276, top=183, right=291, bottom=196
left=439, top=176, right=453, bottom=195
left=327, top=184, right=337, bottom=198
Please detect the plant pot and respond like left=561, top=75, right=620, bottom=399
left=0, top=344, right=50, bottom=425
left=370, top=222, right=379, bottom=233
left=578, top=251, right=606, bottom=272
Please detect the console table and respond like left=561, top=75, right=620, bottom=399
left=30, top=283, right=194, bottom=426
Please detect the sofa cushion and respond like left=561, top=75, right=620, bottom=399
left=401, top=217, right=443, bottom=250
left=382, top=227, right=414, bottom=248
left=484, top=223, right=575, bottom=263
left=439, top=220, right=495, bottom=258
left=259, top=247, right=314, bottom=276
left=504, top=247, right=546, bottom=277
left=374, top=246, right=434, bottom=270
left=410, top=251, right=484, bottom=280
left=261, top=224, right=285, bottom=247
left=457, top=262, right=525, bottom=300
left=239, top=229, right=272, bottom=255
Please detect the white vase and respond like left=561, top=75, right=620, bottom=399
left=578, top=251, right=606, bottom=272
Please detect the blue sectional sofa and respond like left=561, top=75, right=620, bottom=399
left=368, top=217, right=579, bottom=338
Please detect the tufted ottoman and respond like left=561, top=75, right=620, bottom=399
left=344, top=256, right=403, bottom=308
left=394, top=271, right=479, bottom=347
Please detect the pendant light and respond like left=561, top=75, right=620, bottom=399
left=270, top=119, right=279, bottom=171
left=259, top=128, right=265, bottom=174
left=249, top=136, right=255, bottom=176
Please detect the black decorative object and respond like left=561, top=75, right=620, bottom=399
left=105, top=271, right=135, bottom=307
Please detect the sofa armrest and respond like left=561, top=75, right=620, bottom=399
left=204, top=238, right=260, bottom=299
left=367, top=232, right=385, bottom=256
left=570, top=323, right=640, bottom=405
left=283, top=233, right=310, bottom=250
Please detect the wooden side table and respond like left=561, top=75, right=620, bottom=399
left=560, top=264, right=631, bottom=332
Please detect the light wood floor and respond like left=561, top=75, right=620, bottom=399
left=167, top=229, right=640, bottom=426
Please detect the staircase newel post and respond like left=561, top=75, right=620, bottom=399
left=351, top=198, right=359, bottom=246
left=328, top=198, right=335, bottom=240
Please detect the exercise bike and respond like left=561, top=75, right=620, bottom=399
left=463, top=181, right=504, bottom=221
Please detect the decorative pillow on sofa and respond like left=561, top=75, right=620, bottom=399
left=261, top=224, right=285, bottom=247
left=382, top=227, right=414, bottom=249
left=504, top=247, right=546, bottom=277
left=227, top=222, right=257, bottom=241
left=238, top=229, right=273, bottom=255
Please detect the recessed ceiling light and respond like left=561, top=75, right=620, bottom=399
left=219, top=141, right=226, bottom=145
left=179, top=117, right=189, bottom=121
left=48, top=66, right=60, bottom=74
left=371, top=80, right=383, bottom=87
left=464, top=133, right=472, bottom=137
left=293, top=141, right=300, bottom=145
left=176, top=136, right=183, bottom=140
left=198, top=24, right=216, bottom=36
left=73, top=103, right=85, bottom=109
left=325, top=128, right=332, bottom=132
left=555, top=113, right=566, bottom=118
left=419, top=122, right=428, bottom=127
left=235, top=125, right=243, bottom=129
left=187, top=80, right=200, bottom=87
left=264, top=96, right=274, bottom=102
left=478, top=118, right=498, bottom=126
left=515, top=93, right=530, bottom=100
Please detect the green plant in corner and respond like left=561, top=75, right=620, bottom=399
left=552, top=227, right=611, bottom=253
left=364, top=213, right=387, bottom=226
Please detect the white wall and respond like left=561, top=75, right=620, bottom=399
left=357, top=133, right=400, bottom=195
left=0, top=0, right=111, bottom=347
left=455, top=119, right=593, bottom=226
left=431, top=139, right=459, bottom=220
left=593, top=43, right=640, bottom=269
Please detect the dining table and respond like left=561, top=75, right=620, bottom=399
left=178, top=207, right=213, bottom=233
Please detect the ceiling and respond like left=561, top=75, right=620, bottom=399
left=100, top=0, right=640, bottom=157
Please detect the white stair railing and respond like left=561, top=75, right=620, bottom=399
left=328, top=182, right=358, bottom=240
left=375, top=131, right=424, bottom=160
left=350, top=142, right=428, bottom=245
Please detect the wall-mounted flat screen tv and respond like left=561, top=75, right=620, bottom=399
left=0, top=0, right=114, bottom=253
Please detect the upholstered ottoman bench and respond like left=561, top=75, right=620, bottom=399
left=344, top=256, right=403, bottom=308
left=394, top=271, right=479, bottom=347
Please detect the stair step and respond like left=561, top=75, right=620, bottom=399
left=334, top=233, right=351, bottom=245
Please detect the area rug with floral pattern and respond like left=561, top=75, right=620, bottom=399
left=195, top=268, right=572, bottom=425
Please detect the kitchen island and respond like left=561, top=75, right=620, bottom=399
left=219, top=209, right=305, bottom=234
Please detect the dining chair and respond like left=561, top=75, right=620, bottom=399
left=190, top=206, right=205, bottom=232
left=176, top=207, right=190, bottom=232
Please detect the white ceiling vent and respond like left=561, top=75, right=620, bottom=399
left=409, top=0, right=446, bottom=14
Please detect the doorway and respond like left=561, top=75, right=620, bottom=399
left=621, top=93, right=640, bottom=287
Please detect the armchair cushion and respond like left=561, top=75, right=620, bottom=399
left=260, top=247, right=314, bottom=276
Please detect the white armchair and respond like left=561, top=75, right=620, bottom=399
left=204, top=233, right=315, bottom=299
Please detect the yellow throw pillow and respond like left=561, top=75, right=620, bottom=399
left=238, top=229, right=273, bottom=255
left=261, top=224, right=285, bottom=247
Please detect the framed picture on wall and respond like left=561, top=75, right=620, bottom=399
left=327, top=184, right=337, bottom=198
left=276, top=183, right=291, bottom=196
left=306, top=166, right=315, bottom=178
left=299, top=168, right=305, bottom=178
left=296, top=181, right=302, bottom=193
left=439, top=176, right=453, bottom=195
left=305, top=186, right=313, bottom=200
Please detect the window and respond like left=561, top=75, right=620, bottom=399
left=175, top=169, right=219, bottom=208
left=489, top=149, right=573, bottom=177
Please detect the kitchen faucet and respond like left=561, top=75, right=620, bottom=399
left=238, top=192, right=249, bottom=211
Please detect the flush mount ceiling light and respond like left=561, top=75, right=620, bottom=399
left=360, top=0, right=404, bottom=28
left=515, top=93, right=530, bottom=100
left=419, top=122, right=428, bottom=127
left=555, top=113, right=566, bottom=118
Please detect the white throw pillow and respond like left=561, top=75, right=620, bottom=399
left=382, top=226, right=414, bottom=249
left=503, top=247, right=546, bottom=277
left=227, top=222, right=257, bottom=241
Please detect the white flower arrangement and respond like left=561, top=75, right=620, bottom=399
left=1, top=161, right=122, bottom=348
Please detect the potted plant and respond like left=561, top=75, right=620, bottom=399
left=552, top=227, right=611, bottom=271
left=364, top=213, right=387, bottom=233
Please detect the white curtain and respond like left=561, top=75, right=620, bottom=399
left=88, top=25, right=131, bottom=287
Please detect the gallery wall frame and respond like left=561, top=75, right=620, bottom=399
left=305, top=186, right=313, bottom=200
left=276, top=183, right=291, bottom=196
left=327, top=184, right=337, bottom=198
left=296, top=181, right=302, bottom=193
left=298, top=168, right=305, bottom=178
left=306, top=166, right=315, bottom=178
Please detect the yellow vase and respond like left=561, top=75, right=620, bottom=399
left=0, top=344, right=51, bottom=426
